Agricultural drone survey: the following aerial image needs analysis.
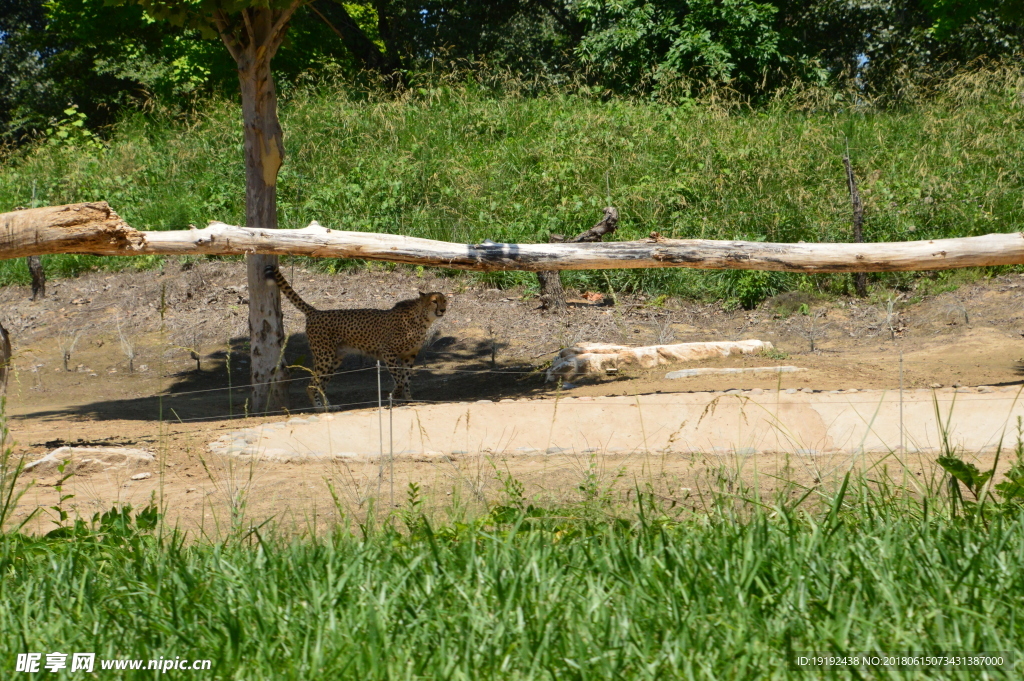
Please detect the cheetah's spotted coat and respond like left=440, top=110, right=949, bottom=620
left=265, top=266, right=447, bottom=408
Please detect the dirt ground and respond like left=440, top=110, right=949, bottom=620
left=3, top=260, right=1024, bottom=535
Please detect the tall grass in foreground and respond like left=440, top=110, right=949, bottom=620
left=1, top=474, right=1022, bottom=680
left=1, top=65, right=1022, bottom=304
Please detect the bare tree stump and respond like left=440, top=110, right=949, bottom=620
left=844, top=154, right=867, bottom=297
left=0, top=320, right=10, bottom=397
left=538, top=235, right=568, bottom=312
left=27, top=255, right=44, bottom=300
left=537, top=207, right=619, bottom=312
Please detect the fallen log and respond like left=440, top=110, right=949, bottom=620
left=547, top=340, right=775, bottom=381
left=3, top=202, right=1024, bottom=273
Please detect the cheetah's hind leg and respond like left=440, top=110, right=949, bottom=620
left=383, top=355, right=413, bottom=402
left=306, top=348, right=337, bottom=412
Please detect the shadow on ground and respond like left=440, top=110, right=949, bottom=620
left=15, top=333, right=551, bottom=423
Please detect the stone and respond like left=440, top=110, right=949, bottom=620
left=23, top=447, right=155, bottom=475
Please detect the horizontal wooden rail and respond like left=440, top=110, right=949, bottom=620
left=2, top=202, right=1023, bottom=273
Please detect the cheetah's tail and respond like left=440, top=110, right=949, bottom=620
left=264, top=265, right=316, bottom=315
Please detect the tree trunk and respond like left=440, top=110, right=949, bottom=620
left=219, top=6, right=300, bottom=414
left=372, top=0, right=404, bottom=83
left=27, top=255, right=44, bottom=299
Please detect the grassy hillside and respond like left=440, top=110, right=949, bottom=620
left=1, top=66, right=1022, bottom=305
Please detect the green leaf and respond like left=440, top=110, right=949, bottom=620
left=937, top=455, right=982, bottom=489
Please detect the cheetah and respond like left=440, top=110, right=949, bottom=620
left=265, top=266, right=447, bottom=409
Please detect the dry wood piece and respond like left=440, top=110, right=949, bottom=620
left=547, top=340, right=774, bottom=381
left=3, top=202, right=1024, bottom=274
left=27, top=255, right=45, bottom=299
left=537, top=247, right=568, bottom=313
left=0, top=202, right=140, bottom=258
left=0, top=320, right=10, bottom=396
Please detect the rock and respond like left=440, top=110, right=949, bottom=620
left=130, top=472, right=152, bottom=481
left=23, top=447, right=155, bottom=475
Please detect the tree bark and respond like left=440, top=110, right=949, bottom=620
left=6, top=203, right=1024, bottom=274
left=27, top=255, right=44, bottom=299
left=213, top=5, right=301, bottom=414
left=844, top=154, right=868, bottom=297
left=537, top=207, right=618, bottom=312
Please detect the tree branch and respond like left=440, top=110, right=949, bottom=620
left=269, top=0, right=306, bottom=47
left=211, top=9, right=242, bottom=63
left=241, top=7, right=255, bottom=48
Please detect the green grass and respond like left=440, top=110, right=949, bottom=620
left=1, top=65, right=1023, bottom=305
left=2, top=402, right=1024, bottom=679
left=1, top=481, right=1023, bottom=679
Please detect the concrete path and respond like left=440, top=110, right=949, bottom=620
left=208, top=386, right=1024, bottom=462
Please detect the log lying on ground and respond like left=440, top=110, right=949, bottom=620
left=546, top=340, right=774, bottom=382
left=4, top=202, right=1024, bottom=273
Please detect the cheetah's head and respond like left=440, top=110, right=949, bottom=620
left=420, top=292, right=448, bottom=321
